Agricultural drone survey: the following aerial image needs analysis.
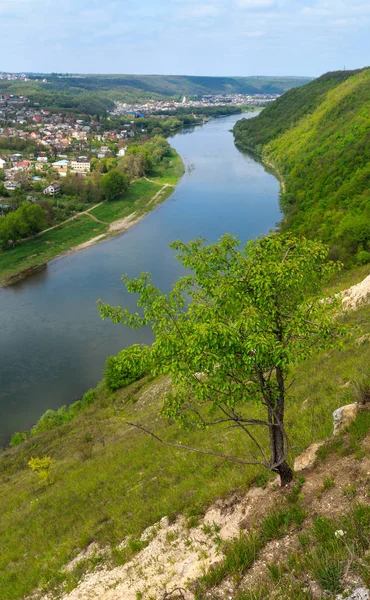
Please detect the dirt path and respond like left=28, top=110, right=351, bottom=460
left=31, top=201, right=108, bottom=239
left=63, top=183, right=174, bottom=255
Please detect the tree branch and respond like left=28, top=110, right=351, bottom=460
left=126, top=422, right=267, bottom=467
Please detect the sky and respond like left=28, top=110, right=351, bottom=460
left=0, top=0, right=369, bottom=77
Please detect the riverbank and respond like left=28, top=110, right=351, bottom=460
left=0, top=150, right=184, bottom=288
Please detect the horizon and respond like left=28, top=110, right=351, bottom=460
left=0, top=71, right=316, bottom=78
left=1, top=1, right=369, bottom=76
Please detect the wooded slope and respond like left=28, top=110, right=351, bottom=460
left=234, top=68, right=370, bottom=265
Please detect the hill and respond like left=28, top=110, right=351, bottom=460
left=0, top=74, right=312, bottom=114
left=233, top=68, right=370, bottom=266
left=0, top=266, right=369, bottom=600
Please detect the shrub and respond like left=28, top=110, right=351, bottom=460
left=82, top=389, right=96, bottom=406
left=28, top=456, right=54, bottom=485
left=355, top=250, right=370, bottom=265
left=31, top=407, right=72, bottom=436
left=104, top=344, right=151, bottom=391
left=9, top=431, right=27, bottom=447
left=30, top=390, right=97, bottom=437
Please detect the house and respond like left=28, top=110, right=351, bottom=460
left=4, top=180, right=21, bottom=191
left=43, top=182, right=61, bottom=196
left=9, top=153, right=22, bottom=163
left=18, top=160, right=30, bottom=169
left=117, top=147, right=127, bottom=157
left=37, top=156, right=48, bottom=163
left=70, top=156, right=91, bottom=173
left=51, top=159, right=69, bottom=178
left=0, top=158, right=6, bottom=169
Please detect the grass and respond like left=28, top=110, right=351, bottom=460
left=0, top=272, right=369, bottom=599
left=231, top=501, right=370, bottom=600
left=194, top=478, right=306, bottom=596
left=90, top=179, right=162, bottom=223
left=0, top=216, right=108, bottom=283
left=324, top=263, right=370, bottom=296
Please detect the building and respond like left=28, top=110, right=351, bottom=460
left=70, top=156, right=91, bottom=173
left=4, top=180, right=21, bottom=191
left=51, top=159, right=69, bottom=177
left=43, top=182, right=61, bottom=196
left=0, top=158, right=6, bottom=169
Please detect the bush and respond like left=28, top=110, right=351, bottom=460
left=9, top=431, right=27, bottom=447
left=355, top=250, right=370, bottom=265
left=28, top=456, right=54, bottom=485
left=104, top=344, right=151, bottom=391
left=82, top=389, right=96, bottom=406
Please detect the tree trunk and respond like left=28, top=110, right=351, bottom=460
left=275, top=459, right=293, bottom=486
left=268, top=366, right=293, bottom=486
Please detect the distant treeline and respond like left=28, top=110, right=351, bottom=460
left=0, top=74, right=312, bottom=115
left=233, top=68, right=370, bottom=266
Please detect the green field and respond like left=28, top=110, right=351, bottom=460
left=0, top=265, right=369, bottom=600
left=0, top=216, right=108, bottom=283
left=90, top=179, right=162, bottom=223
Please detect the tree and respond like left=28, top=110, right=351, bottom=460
left=0, top=211, right=23, bottom=248
left=100, top=169, right=129, bottom=201
left=17, top=201, right=47, bottom=237
left=119, top=146, right=153, bottom=179
left=98, top=233, right=344, bottom=486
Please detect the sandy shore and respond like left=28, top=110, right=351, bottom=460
left=59, top=182, right=173, bottom=258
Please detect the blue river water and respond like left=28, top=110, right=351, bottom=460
left=0, top=113, right=281, bottom=445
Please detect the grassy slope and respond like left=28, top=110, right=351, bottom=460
left=233, top=68, right=370, bottom=263
left=90, top=180, right=162, bottom=222
left=0, top=151, right=184, bottom=285
left=0, top=267, right=369, bottom=600
left=0, top=216, right=108, bottom=281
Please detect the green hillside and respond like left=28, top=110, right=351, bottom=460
left=0, top=74, right=312, bottom=114
left=233, top=68, right=370, bottom=265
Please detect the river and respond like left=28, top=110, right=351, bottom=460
left=0, top=113, right=280, bottom=445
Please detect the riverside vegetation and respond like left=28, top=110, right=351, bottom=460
left=0, top=136, right=184, bottom=285
left=233, top=67, right=370, bottom=267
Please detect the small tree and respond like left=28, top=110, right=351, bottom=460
left=99, top=233, right=344, bottom=486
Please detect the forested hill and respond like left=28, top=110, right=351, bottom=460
left=233, top=68, right=370, bottom=266
left=0, top=74, right=312, bottom=114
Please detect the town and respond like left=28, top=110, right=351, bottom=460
left=0, top=90, right=277, bottom=212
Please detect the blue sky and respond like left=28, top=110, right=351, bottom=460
left=1, top=0, right=369, bottom=76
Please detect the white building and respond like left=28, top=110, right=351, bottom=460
left=43, top=182, right=61, bottom=196
left=70, top=156, right=91, bottom=173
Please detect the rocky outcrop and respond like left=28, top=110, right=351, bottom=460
left=337, top=588, right=369, bottom=600
left=333, top=404, right=359, bottom=436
